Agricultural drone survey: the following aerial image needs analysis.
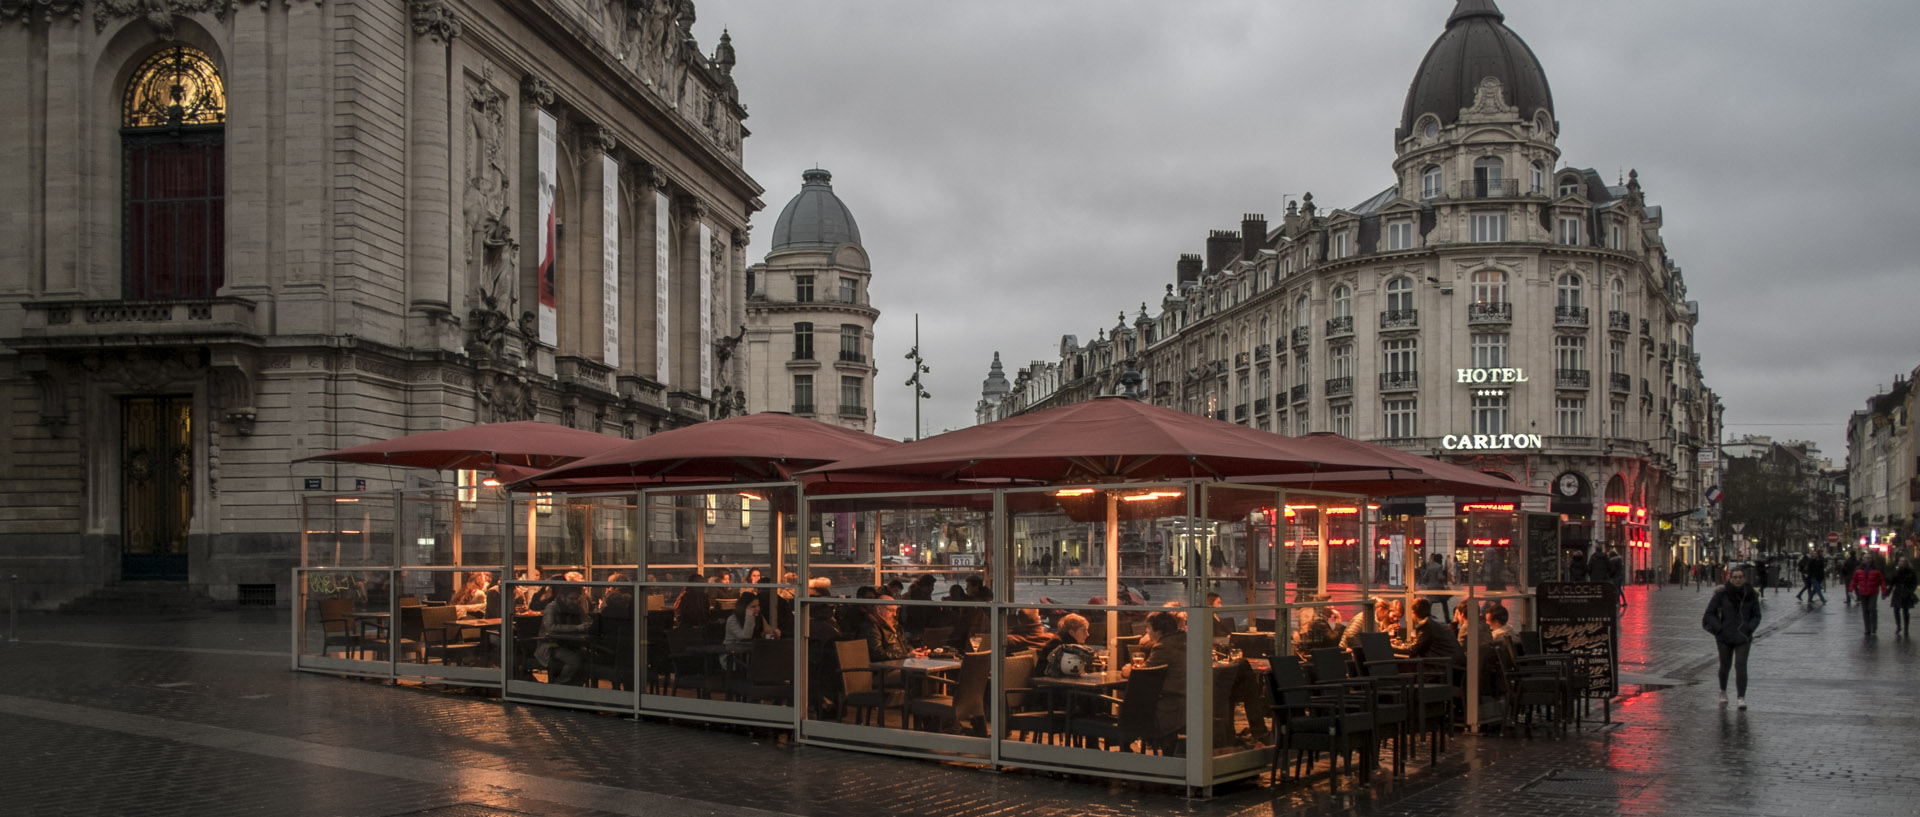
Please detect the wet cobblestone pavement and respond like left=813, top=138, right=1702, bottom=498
left=2, top=582, right=1913, bottom=816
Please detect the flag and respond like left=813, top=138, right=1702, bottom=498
left=1705, top=484, right=1724, bottom=504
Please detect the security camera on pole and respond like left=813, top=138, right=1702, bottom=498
left=903, top=314, right=931, bottom=441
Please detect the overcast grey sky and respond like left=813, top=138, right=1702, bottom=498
left=699, top=0, right=1920, bottom=461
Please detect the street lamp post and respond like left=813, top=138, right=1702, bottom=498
left=903, top=314, right=930, bottom=440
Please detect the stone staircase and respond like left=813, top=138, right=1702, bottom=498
left=59, top=582, right=226, bottom=615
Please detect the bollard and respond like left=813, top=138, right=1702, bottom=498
left=7, top=574, right=17, bottom=643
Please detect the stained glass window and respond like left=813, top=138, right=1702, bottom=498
left=124, top=47, right=226, bottom=129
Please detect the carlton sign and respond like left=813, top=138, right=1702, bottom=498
left=1442, top=433, right=1545, bottom=450
left=1457, top=367, right=1529, bottom=384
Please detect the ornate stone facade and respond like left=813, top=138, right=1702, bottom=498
left=0, top=1, right=761, bottom=608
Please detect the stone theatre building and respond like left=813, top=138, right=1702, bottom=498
left=979, top=0, right=1720, bottom=577
left=0, top=0, right=761, bottom=607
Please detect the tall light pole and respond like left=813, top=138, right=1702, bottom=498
left=904, top=314, right=931, bottom=440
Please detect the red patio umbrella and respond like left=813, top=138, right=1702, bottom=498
left=509, top=411, right=899, bottom=490
left=797, top=396, right=1413, bottom=487
left=296, top=420, right=621, bottom=473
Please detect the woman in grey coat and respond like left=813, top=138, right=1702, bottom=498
left=1702, top=565, right=1762, bottom=709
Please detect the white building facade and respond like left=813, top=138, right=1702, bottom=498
left=980, top=0, right=1718, bottom=577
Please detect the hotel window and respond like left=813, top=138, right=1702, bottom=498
left=1330, top=344, right=1353, bottom=383
left=1471, top=269, right=1508, bottom=304
left=1556, top=397, right=1587, bottom=436
left=1555, top=336, right=1587, bottom=371
left=838, top=276, right=857, bottom=303
left=1473, top=156, right=1504, bottom=195
left=1385, top=276, right=1415, bottom=313
left=1530, top=161, right=1546, bottom=194
left=1558, top=216, right=1582, bottom=245
left=1610, top=339, right=1626, bottom=373
left=792, top=321, right=814, bottom=360
left=1557, top=273, right=1584, bottom=308
left=840, top=324, right=862, bottom=361
left=1471, top=392, right=1509, bottom=435
left=1330, top=403, right=1352, bottom=437
left=1331, top=232, right=1350, bottom=259
left=1608, top=225, right=1624, bottom=250
left=1470, top=212, right=1507, bottom=243
left=1387, top=220, right=1414, bottom=251
left=1295, top=407, right=1310, bottom=436
left=1609, top=277, right=1625, bottom=312
left=1558, top=175, right=1583, bottom=197
left=1421, top=165, right=1443, bottom=199
left=794, top=274, right=814, bottom=302
left=841, top=376, right=863, bottom=413
left=1382, top=338, right=1417, bottom=375
left=1471, top=333, right=1509, bottom=368
left=1610, top=399, right=1626, bottom=437
left=1383, top=398, right=1417, bottom=439
left=792, top=374, right=814, bottom=413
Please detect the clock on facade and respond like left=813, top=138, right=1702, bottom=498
left=1557, top=474, right=1581, bottom=497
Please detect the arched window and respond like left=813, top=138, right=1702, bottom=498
left=1471, top=270, right=1508, bottom=304
left=1557, top=273, right=1584, bottom=308
left=1558, top=174, right=1583, bottom=198
left=1530, top=161, right=1546, bottom=194
left=1258, top=315, right=1270, bottom=349
left=123, top=46, right=226, bottom=300
left=1421, top=165, right=1442, bottom=199
left=1473, top=156, right=1504, bottom=196
left=1295, top=294, right=1310, bottom=327
left=1609, top=277, right=1625, bottom=313
left=1384, top=276, right=1415, bottom=314
left=1330, top=284, right=1352, bottom=319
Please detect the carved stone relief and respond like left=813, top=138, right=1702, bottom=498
left=478, top=370, right=537, bottom=423
left=409, top=0, right=460, bottom=43
left=466, top=65, right=523, bottom=364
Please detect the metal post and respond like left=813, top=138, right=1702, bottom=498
left=7, top=574, right=18, bottom=643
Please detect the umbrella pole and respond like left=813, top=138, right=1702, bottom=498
left=696, top=507, right=706, bottom=576
left=1317, top=505, right=1330, bottom=594
left=1106, top=493, right=1119, bottom=660
left=451, top=492, right=464, bottom=567
left=772, top=507, right=784, bottom=587
left=525, top=499, right=536, bottom=572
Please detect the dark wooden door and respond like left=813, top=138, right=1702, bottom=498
left=122, top=396, right=193, bottom=581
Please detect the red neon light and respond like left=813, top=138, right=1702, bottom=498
left=1605, top=503, right=1631, bottom=514
left=1636, top=508, right=1648, bottom=518
left=1460, top=503, right=1515, bottom=513
left=1324, top=507, right=1360, bottom=516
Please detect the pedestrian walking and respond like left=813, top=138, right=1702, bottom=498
left=1702, top=565, right=1761, bottom=709
left=1849, top=555, right=1887, bottom=637
left=1804, top=553, right=1827, bottom=605
left=1887, top=557, right=1916, bottom=636
left=1840, top=552, right=1860, bottom=604
left=1417, top=552, right=1451, bottom=618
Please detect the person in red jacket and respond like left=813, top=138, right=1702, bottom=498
left=1849, top=555, right=1889, bottom=637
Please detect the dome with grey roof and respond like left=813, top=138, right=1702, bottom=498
left=770, top=168, right=862, bottom=252
left=1398, top=0, right=1554, bottom=140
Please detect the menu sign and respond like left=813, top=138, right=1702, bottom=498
left=1536, top=582, right=1616, bottom=698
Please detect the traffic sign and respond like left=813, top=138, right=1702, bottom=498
left=1827, top=531, right=1841, bottom=544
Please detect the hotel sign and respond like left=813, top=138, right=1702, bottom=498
left=1456, top=367, right=1529, bottom=384
left=1442, top=433, right=1545, bottom=450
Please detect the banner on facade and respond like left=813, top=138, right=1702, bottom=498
left=602, top=155, right=620, bottom=367
left=536, top=110, right=558, bottom=348
left=699, top=222, right=713, bottom=398
left=655, top=191, right=671, bottom=381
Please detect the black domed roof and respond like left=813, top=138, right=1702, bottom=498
left=770, top=168, right=862, bottom=252
left=1398, top=0, right=1553, bottom=139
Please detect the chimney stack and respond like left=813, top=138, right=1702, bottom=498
left=1176, top=254, right=1203, bottom=287
left=1204, top=229, right=1242, bottom=274
left=1240, top=213, right=1266, bottom=261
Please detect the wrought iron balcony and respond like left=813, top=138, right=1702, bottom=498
left=838, top=351, right=867, bottom=364
left=1290, top=326, right=1311, bottom=346
left=838, top=404, right=866, bottom=417
left=1379, top=371, right=1418, bottom=391
left=1254, top=397, right=1270, bottom=415
left=1214, top=409, right=1227, bottom=421
left=1324, top=376, right=1353, bottom=397
left=1610, top=372, right=1632, bottom=392
left=791, top=403, right=816, bottom=414
left=1290, top=384, right=1309, bottom=403
left=1235, top=352, right=1250, bottom=368
left=1155, top=381, right=1174, bottom=397
left=1554, top=305, right=1590, bottom=326
left=1380, top=309, right=1418, bottom=330
left=1459, top=178, right=1521, bottom=198
left=1640, top=319, right=1651, bottom=337
left=1608, top=310, right=1631, bottom=332
left=1234, top=404, right=1248, bottom=421
left=1254, top=344, right=1271, bottom=361
left=1555, top=368, right=1591, bottom=389
left=1467, top=302, right=1512, bottom=323
left=1325, top=315, right=1353, bottom=338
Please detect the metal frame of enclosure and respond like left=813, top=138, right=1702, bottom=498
left=294, top=479, right=1535, bottom=794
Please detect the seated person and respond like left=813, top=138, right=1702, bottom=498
left=1037, top=613, right=1091, bottom=674
left=673, top=572, right=714, bottom=630
left=1483, top=602, right=1516, bottom=648
left=1397, top=598, right=1458, bottom=663
left=1338, top=597, right=1399, bottom=651
left=721, top=592, right=777, bottom=670
left=1004, top=607, right=1053, bottom=654
left=1123, top=611, right=1188, bottom=735
left=535, top=579, right=594, bottom=684
left=861, top=594, right=927, bottom=663
left=451, top=572, right=491, bottom=617
left=1293, top=605, right=1339, bottom=653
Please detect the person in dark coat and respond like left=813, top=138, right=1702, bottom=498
left=1399, top=598, right=1458, bottom=663
left=1888, top=557, right=1918, bottom=636
left=1702, top=565, right=1762, bottom=708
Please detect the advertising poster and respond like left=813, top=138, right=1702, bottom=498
left=535, top=110, right=558, bottom=348
left=698, top=222, right=713, bottom=397
left=601, top=155, right=619, bottom=367
left=655, top=191, right=671, bottom=380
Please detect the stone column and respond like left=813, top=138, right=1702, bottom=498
left=223, top=3, right=272, bottom=297
left=0, top=17, right=33, bottom=296
left=676, top=195, right=708, bottom=393
left=279, top=0, right=331, bottom=334
left=408, top=1, right=461, bottom=336
left=41, top=16, right=83, bottom=297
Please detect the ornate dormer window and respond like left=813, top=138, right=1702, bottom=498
left=123, top=46, right=227, bottom=300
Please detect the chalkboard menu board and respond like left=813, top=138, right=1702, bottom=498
left=1536, top=581, right=1616, bottom=699
left=1523, top=513, right=1560, bottom=587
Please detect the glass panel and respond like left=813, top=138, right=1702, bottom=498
left=302, top=494, right=395, bottom=568
left=497, top=575, right=633, bottom=691
left=296, top=567, right=394, bottom=667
